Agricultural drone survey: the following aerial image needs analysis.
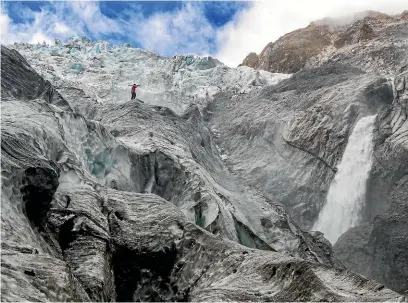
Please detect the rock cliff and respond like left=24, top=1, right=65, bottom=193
left=221, top=10, right=408, bottom=295
left=333, top=64, right=408, bottom=294
left=241, top=11, right=407, bottom=74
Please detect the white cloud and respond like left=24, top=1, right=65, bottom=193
left=215, top=0, right=408, bottom=67
left=29, top=32, right=53, bottom=45
left=54, top=22, right=72, bottom=35
left=0, top=11, right=54, bottom=45
left=67, top=1, right=121, bottom=36
left=0, top=13, right=10, bottom=43
left=0, top=1, right=121, bottom=46
left=2, top=1, right=215, bottom=56
left=1, top=0, right=406, bottom=67
left=131, top=3, right=215, bottom=56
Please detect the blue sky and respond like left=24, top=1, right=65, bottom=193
left=1, top=1, right=250, bottom=60
left=1, top=1, right=406, bottom=66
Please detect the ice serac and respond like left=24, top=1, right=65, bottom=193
left=1, top=43, right=404, bottom=301
left=10, top=37, right=290, bottom=115
left=313, top=115, right=376, bottom=244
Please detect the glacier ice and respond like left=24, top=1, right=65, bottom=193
left=11, top=39, right=291, bottom=114
left=1, top=42, right=404, bottom=302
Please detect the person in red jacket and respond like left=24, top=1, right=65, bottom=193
left=130, top=83, right=140, bottom=100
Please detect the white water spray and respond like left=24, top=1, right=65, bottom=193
left=313, top=115, right=377, bottom=244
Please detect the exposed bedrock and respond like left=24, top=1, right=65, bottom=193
left=334, top=68, right=408, bottom=294
left=207, top=58, right=408, bottom=293
left=206, top=62, right=395, bottom=231
left=241, top=12, right=408, bottom=75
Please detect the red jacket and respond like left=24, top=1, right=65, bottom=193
left=131, top=84, right=137, bottom=91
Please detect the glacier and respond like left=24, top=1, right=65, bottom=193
left=11, top=36, right=291, bottom=114
left=1, top=31, right=407, bottom=302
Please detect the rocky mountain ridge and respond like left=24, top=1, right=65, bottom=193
left=240, top=10, right=408, bottom=74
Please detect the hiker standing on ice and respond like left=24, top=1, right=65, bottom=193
left=130, top=83, right=140, bottom=100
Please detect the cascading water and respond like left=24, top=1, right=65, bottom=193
left=313, top=115, right=377, bottom=244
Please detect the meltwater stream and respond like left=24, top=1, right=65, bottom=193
left=313, top=115, right=377, bottom=244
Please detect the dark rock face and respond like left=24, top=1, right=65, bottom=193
left=207, top=62, right=382, bottom=230
left=240, top=52, right=260, bottom=69
left=363, top=77, right=394, bottom=113
left=209, top=16, right=408, bottom=294
left=1, top=44, right=404, bottom=301
left=334, top=68, right=408, bottom=294
left=21, top=167, right=59, bottom=227
left=334, top=21, right=375, bottom=48
left=335, top=177, right=408, bottom=294
left=1, top=45, right=71, bottom=110
left=249, top=25, right=332, bottom=73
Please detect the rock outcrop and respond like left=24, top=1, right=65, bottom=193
left=209, top=11, right=408, bottom=294
left=1, top=40, right=405, bottom=302
left=206, top=62, right=395, bottom=230
left=241, top=11, right=407, bottom=74
left=246, top=25, right=332, bottom=73
left=334, top=67, right=408, bottom=294
left=240, top=52, right=260, bottom=69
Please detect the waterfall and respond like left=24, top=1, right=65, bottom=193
left=313, top=115, right=377, bottom=244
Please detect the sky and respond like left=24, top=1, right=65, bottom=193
left=1, top=0, right=407, bottom=67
